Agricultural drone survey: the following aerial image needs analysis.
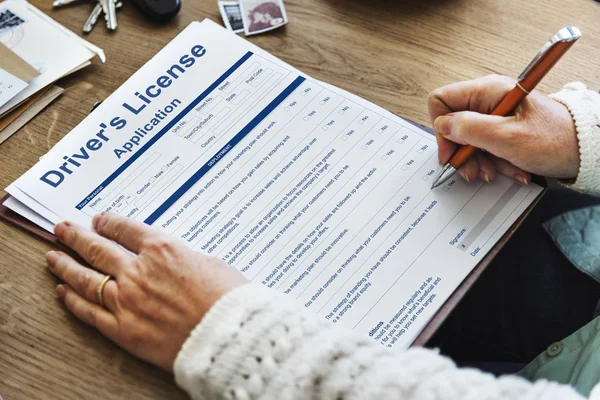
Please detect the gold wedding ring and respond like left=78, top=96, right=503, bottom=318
left=97, top=275, right=112, bottom=307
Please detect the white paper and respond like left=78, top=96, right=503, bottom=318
left=0, top=66, right=27, bottom=108
left=6, top=20, right=543, bottom=348
left=0, top=0, right=103, bottom=116
left=3, top=195, right=54, bottom=232
left=6, top=184, right=63, bottom=224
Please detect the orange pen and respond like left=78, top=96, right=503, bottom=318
left=431, top=26, right=582, bottom=189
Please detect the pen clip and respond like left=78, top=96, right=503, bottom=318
left=518, top=26, right=581, bottom=82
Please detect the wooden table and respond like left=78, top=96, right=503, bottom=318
left=2, top=0, right=600, bottom=398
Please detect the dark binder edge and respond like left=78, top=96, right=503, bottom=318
left=0, top=193, right=60, bottom=244
left=402, top=117, right=548, bottom=346
left=411, top=177, right=546, bottom=346
left=0, top=118, right=547, bottom=347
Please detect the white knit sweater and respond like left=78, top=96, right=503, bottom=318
left=174, top=84, right=600, bottom=400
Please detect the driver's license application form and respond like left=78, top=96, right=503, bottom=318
left=5, top=20, right=543, bottom=348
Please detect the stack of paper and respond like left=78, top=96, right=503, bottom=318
left=0, top=0, right=104, bottom=144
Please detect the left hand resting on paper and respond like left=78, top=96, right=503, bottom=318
left=46, top=212, right=248, bottom=372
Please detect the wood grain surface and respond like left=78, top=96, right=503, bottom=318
left=1, top=0, right=600, bottom=398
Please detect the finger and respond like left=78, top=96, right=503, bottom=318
left=93, top=212, right=162, bottom=254
left=459, top=157, right=480, bottom=183
left=433, top=111, right=520, bottom=160
left=57, top=284, right=118, bottom=341
left=428, top=75, right=516, bottom=124
left=488, top=154, right=531, bottom=185
left=475, top=152, right=496, bottom=183
left=47, top=251, right=118, bottom=310
left=54, top=221, right=133, bottom=277
left=435, top=131, right=457, bottom=165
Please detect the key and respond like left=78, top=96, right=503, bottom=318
left=100, top=0, right=118, bottom=30
left=53, top=0, right=83, bottom=7
left=106, top=0, right=118, bottom=30
left=83, top=1, right=122, bottom=34
left=82, top=3, right=102, bottom=33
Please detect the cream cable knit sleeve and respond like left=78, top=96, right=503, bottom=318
left=550, top=82, right=600, bottom=195
left=174, top=284, right=584, bottom=400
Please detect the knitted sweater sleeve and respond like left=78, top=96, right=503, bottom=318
left=174, top=284, right=584, bottom=400
left=549, top=83, right=600, bottom=195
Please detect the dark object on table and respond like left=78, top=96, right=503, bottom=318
left=131, top=0, right=181, bottom=21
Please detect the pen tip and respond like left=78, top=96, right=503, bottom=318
left=431, top=164, right=458, bottom=190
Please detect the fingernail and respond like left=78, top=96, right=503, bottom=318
left=56, top=284, right=67, bottom=299
left=516, top=174, right=529, bottom=185
left=92, top=214, right=101, bottom=231
left=54, top=222, right=70, bottom=239
left=46, top=251, right=59, bottom=266
left=464, top=173, right=471, bottom=183
left=483, top=173, right=490, bottom=184
left=434, top=115, right=453, bottom=136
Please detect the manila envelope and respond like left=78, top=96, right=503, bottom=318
left=0, top=42, right=39, bottom=82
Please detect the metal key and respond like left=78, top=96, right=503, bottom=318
left=82, top=3, right=102, bottom=33
left=53, top=0, right=84, bottom=7
left=83, top=1, right=122, bottom=34
left=100, top=0, right=118, bottom=30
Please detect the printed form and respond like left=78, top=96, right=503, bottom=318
left=6, top=20, right=543, bottom=347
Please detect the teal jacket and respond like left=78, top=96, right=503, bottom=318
left=518, top=206, right=600, bottom=396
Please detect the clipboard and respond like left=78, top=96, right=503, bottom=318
left=0, top=118, right=548, bottom=346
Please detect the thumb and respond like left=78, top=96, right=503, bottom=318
left=433, top=111, right=519, bottom=159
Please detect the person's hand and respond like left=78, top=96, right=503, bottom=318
left=46, top=213, right=248, bottom=372
left=428, top=74, right=580, bottom=184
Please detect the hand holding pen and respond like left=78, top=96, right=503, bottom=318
left=430, top=27, right=581, bottom=189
